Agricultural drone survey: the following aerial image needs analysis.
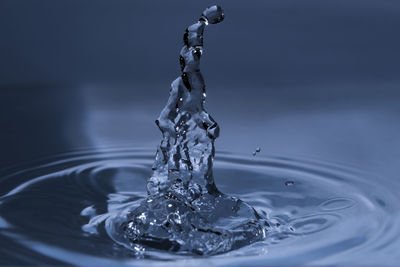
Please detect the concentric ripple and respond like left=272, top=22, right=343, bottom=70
left=0, top=147, right=399, bottom=265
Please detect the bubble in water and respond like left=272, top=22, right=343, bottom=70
left=285, top=181, right=295, bottom=186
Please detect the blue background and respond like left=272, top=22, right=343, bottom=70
left=1, top=0, right=399, bottom=177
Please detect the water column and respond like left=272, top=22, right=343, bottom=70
left=148, top=6, right=224, bottom=199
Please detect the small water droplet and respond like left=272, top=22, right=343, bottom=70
left=179, top=97, right=183, bottom=101
left=252, top=147, right=261, bottom=156
left=285, top=181, right=295, bottom=186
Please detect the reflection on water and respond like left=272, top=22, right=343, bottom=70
left=0, top=148, right=399, bottom=265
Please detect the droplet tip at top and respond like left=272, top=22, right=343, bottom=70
left=201, top=5, right=224, bottom=24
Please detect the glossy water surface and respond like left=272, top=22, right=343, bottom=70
left=1, top=1, right=400, bottom=265
left=1, top=147, right=399, bottom=265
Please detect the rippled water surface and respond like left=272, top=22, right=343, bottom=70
left=1, top=147, right=399, bottom=266
left=2, top=0, right=400, bottom=265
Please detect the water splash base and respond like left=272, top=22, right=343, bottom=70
left=1, top=148, right=398, bottom=264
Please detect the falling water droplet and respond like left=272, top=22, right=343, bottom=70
left=252, top=147, right=261, bottom=156
left=285, top=181, right=295, bottom=186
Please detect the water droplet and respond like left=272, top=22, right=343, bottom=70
left=179, top=97, right=183, bottom=101
left=252, top=147, right=261, bottom=156
left=285, top=181, right=295, bottom=186
left=202, top=5, right=224, bottom=24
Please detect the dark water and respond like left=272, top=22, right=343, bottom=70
left=1, top=0, right=400, bottom=265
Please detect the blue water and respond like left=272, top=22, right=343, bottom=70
left=1, top=0, right=400, bottom=265
left=99, top=6, right=271, bottom=256
left=0, top=147, right=399, bottom=265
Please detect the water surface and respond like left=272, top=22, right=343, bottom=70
left=0, top=147, right=399, bottom=265
left=1, top=0, right=400, bottom=265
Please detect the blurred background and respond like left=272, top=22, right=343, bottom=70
left=1, top=0, right=399, bottom=177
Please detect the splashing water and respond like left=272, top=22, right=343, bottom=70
left=1, top=4, right=400, bottom=266
left=103, top=5, right=268, bottom=255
